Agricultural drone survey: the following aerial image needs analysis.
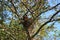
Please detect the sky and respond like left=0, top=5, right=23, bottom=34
left=46, top=0, right=60, bottom=29
left=41, top=0, right=60, bottom=40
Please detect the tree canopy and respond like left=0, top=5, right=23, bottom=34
left=0, top=0, right=60, bottom=40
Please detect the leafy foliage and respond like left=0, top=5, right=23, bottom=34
left=0, top=0, right=60, bottom=40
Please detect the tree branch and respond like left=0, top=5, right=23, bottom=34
left=31, top=10, right=60, bottom=38
left=27, top=3, right=60, bottom=30
left=35, top=3, right=60, bottom=19
left=21, top=2, right=34, bottom=18
left=10, top=0, right=21, bottom=20
left=22, top=2, right=60, bottom=19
